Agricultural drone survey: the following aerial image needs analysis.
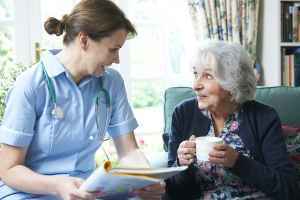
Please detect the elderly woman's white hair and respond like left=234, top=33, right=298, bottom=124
left=191, top=40, right=256, bottom=104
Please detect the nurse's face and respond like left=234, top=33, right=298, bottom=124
left=82, top=29, right=128, bottom=76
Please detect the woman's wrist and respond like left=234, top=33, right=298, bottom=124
left=47, top=176, right=61, bottom=197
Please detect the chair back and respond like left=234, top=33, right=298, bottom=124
left=162, top=87, right=195, bottom=151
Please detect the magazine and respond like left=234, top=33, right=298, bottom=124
left=80, top=160, right=187, bottom=197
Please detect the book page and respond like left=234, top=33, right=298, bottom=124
left=80, top=161, right=187, bottom=197
left=81, top=169, right=160, bottom=196
left=110, top=165, right=188, bottom=179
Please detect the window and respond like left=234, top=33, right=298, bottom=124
left=0, top=0, right=15, bottom=119
left=116, top=0, right=195, bottom=137
left=1, top=1, right=196, bottom=152
left=0, top=0, right=15, bottom=68
left=39, top=0, right=80, bottom=50
left=35, top=0, right=196, bottom=137
left=0, top=0, right=14, bottom=19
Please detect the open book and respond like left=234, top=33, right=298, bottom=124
left=80, top=160, right=187, bottom=197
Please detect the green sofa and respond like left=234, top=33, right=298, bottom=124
left=162, top=86, right=300, bottom=172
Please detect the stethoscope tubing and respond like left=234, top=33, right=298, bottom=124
left=41, top=61, right=111, bottom=138
left=41, top=62, right=57, bottom=104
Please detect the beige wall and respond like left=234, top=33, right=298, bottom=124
left=260, top=0, right=281, bottom=86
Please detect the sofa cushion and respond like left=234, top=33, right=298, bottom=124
left=163, top=87, right=196, bottom=151
left=282, top=125, right=300, bottom=137
left=255, top=86, right=300, bottom=126
left=285, top=132, right=300, bottom=176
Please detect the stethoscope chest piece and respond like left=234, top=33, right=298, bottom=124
left=51, top=104, right=64, bottom=119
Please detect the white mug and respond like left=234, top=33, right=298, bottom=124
left=195, top=136, right=224, bottom=162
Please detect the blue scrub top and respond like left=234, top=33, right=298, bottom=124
left=0, top=51, right=138, bottom=199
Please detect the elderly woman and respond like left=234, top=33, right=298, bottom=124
left=165, top=41, right=299, bottom=200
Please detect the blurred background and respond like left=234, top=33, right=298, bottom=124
left=0, top=0, right=195, bottom=162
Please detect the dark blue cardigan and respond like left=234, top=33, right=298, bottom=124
left=165, top=98, right=299, bottom=200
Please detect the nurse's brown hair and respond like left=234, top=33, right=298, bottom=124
left=44, top=0, right=136, bottom=45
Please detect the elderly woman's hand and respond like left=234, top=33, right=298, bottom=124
left=131, top=181, right=165, bottom=200
left=208, top=144, right=239, bottom=168
left=177, top=135, right=196, bottom=166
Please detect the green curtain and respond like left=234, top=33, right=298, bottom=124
left=188, top=0, right=260, bottom=62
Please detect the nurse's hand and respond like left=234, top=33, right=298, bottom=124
left=53, top=176, right=101, bottom=200
left=131, top=181, right=165, bottom=200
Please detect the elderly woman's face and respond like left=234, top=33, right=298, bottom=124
left=193, top=68, right=231, bottom=111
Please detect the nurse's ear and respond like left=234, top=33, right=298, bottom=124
left=78, top=32, right=89, bottom=51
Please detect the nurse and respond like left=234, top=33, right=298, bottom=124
left=0, top=0, right=164, bottom=199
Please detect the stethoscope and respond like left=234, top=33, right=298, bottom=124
left=41, top=62, right=111, bottom=133
left=41, top=62, right=64, bottom=119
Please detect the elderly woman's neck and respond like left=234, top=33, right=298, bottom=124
left=210, top=102, right=239, bottom=136
left=211, top=102, right=239, bottom=120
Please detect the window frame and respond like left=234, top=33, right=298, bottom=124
left=11, top=0, right=193, bottom=101
left=4, top=0, right=41, bottom=66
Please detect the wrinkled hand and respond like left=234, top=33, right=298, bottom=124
left=132, top=181, right=165, bottom=200
left=54, top=176, right=101, bottom=200
left=208, top=144, right=239, bottom=168
left=177, top=135, right=196, bottom=166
